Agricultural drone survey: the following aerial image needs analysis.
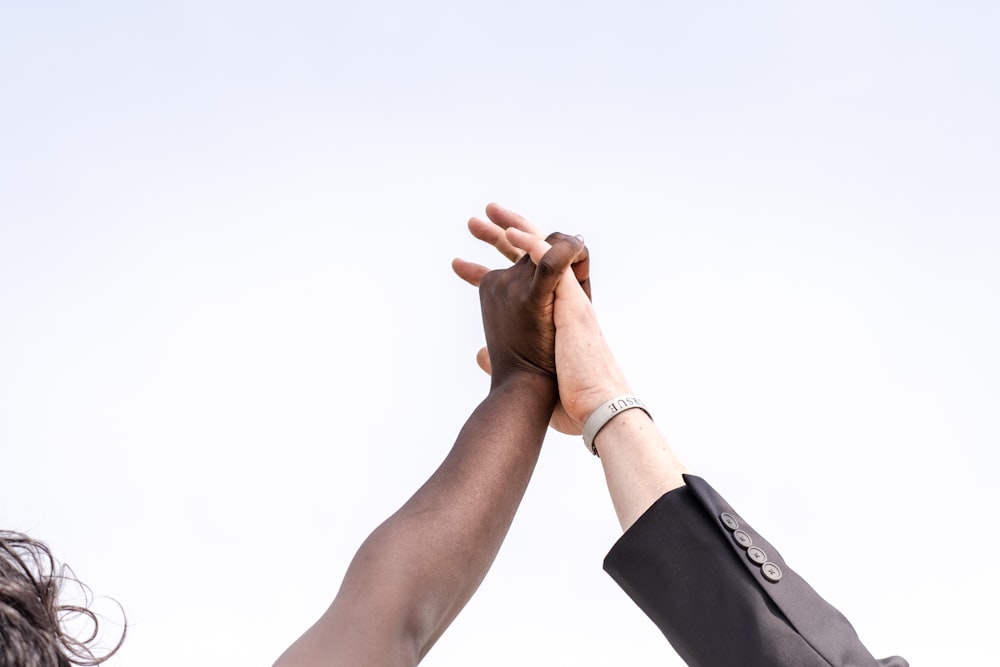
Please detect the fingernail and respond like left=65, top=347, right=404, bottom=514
left=575, top=234, right=585, bottom=243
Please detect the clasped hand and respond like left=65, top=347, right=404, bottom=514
left=453, top=204, right=631, bottom=435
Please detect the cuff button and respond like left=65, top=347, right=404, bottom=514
left=761, top=562, right=783, bottom=582
left=747, top=546, right=767, bottom=565
left=720, top=512, right=739, bottom=531
left=733, top=530, right=753, bottom=549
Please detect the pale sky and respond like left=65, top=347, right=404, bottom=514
left=1, top=2, right=997, bottom=665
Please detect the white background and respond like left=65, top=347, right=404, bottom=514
left=2, top=2, right=997, bottom=665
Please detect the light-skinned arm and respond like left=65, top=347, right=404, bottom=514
left=477, top=212, right=908, bottom=667
left=457, top=206, right=686, bottom=530
left=273, top=230, right=587, bottom=667
left=506, top=225, right=687, bottom=529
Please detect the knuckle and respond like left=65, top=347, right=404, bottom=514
left=536, top=251, right=562, bottom=277
left=478, top=269, right=502, bottom=293
left=545, top=231, right=584, bottom=257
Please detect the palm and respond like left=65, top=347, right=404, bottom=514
left=549, top=402, right=581, bottom=435
left=550, top=283, right=630, bottom=434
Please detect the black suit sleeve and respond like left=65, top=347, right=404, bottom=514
left=603, top=474, right=907, bottom=667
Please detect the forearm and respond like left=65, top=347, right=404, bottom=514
left=594, top=409, right=686, bottom=531
left=557, top=303, right=686, bottom=530
left=275, top=372, right=557, bottom=667
left=368, top=372, right=557, bottom=655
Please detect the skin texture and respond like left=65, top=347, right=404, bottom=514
left=273, top=228, right=588, bottom=667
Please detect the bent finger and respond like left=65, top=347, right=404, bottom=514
left=569, top=245, right=590, bottom=299
left=530, top=235, right=586, bottom=302
left=544, top=232, right=592, bottom=301
left=507, top=227, right=591, bottom=300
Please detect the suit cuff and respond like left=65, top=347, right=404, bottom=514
left=603, top=475, right=905, bottom=667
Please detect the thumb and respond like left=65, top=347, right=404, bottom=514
left=476, top=346, right=492, bottom=375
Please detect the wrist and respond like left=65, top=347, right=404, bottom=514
left=490, top=369, right=559, bottom=404
left=592, top=406, right=654, bottom=451
left=582, top=394, right=650, bottom=455
left=556, top=315, right=631, bottom=425
left=573, top=381, right=632, bottom=425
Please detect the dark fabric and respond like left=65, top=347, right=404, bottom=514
left=603, top=474, right=908, bottom=667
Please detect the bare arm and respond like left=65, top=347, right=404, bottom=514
left=502, top=224, right=688, bottom=530
left=457, top=208, right=685, bottom=528
left=274, top=376, right=557, bottom=667
left=273, top=231, right=587, bottom=667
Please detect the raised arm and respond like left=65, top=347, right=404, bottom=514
left=455, top=206, right=686, bottom=527
left=273, top=233, right=587, bottom=667
left=453, top=203, right=592, bottom=435
left=503, top=226, right=687, bottom=529
left=504, top=225, right=908, bottom=667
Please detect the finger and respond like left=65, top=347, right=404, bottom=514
left=476, top=346, right=492, bottom=375
left=569, top=243, right=589, bottom=288
left=544, top=232, right=592, bottom=301
left=468, top=216, right=524, bottom=263
left=505, top=227, right=552, bottom=265
left=577, top=271, right=592, bottom=301
left=506, top=227, right=591, bottom=298
left=451, top=257, right=491, bottom=287
left=484, top=203, right=546, bottom=238
left=530, top=235, right=586, bottom=302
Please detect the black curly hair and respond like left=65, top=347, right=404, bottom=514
left=0, top=531, right=124, bottom=666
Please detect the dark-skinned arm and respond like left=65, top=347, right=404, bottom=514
left=272, top=232, right=587, bottom=667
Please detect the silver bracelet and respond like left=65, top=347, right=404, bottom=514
left=581, top=395, right=652, bottom=456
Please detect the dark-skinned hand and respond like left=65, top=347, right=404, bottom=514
left=476, top=233, right=587, bottom=389
left=455, top=204, right=594, bottom=434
